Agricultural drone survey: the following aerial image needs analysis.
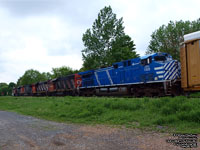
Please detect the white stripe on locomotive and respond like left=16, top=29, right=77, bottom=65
left=106, top=70, right=113, bottom=85
left=94, top=72, right=101, bottom=86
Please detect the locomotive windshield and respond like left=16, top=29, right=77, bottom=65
left=154, top=56, right=166, bottom=61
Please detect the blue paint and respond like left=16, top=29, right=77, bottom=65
left=79, top=52, right=181, bottom=88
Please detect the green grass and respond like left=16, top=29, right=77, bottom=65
left=189, top=92, right=200, bottom=98
left=0, top=96, right=199, bottom=133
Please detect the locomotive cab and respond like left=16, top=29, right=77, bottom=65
left=145, top=53, right=180, bottom=82
left=153, top=53, right=172, bottom=62
left=140, top=53, right=172, bottom=67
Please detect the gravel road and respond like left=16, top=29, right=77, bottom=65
left=0, top=111, right=198, bottom=150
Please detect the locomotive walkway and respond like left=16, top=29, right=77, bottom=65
left=0, top=111, right=196, bottom=150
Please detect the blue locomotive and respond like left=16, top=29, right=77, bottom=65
left=79, top=52, right=181, bottom=96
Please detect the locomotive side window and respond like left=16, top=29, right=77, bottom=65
left=141, top=59, right=147, bottom=65
left=123, top=62, right=127, bottom=67
left=154, top=56, right=166, bottom=61
left=82, top=74, right=90, bottom=78
left=128, top=60, right=131, bottom=66
left=141, top=57, right=152, bottom=65
left=113, top=64, right=118, bottom=69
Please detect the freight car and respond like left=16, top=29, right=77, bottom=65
left=180, top=31, right=200, bottom=91
left=12, top=31, right=200, bottom=97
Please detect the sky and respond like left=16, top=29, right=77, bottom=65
left=0, top=0, right=200, bottom=83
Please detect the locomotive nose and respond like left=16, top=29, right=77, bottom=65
left=164, top=60, right=180, bottom=80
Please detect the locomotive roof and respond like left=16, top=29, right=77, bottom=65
left=78, top=70, right=94, bottom=75
left=140, top=52, right=170, bottom=59
left=78, top=52, right=172, bottom=75
left=112, top=52, right=171, bottom=66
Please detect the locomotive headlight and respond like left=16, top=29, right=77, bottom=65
left=154, top=77, right=158, bottom=80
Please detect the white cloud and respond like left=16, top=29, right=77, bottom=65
left=0, top=13, right=83, bottom=83
left=0, top=0, right=200, bottom=83
left=108, top=0, right=200, bottom=55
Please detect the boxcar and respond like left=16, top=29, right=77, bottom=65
left=180, top=31, right=200, bottom=91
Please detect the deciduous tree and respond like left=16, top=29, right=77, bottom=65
left=51, top=66, right=78, bottom=78
left=17, top=69, right=48, bottom=85
left=0, top=83, right=10, bottom=96
left=146, top=19, right=200, bottom=60
left=82, top=6, right=139, bottom=70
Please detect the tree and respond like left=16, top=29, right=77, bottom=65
left=51, top=66, right=78, bottom=78
left=0, top=83, right=8, bottom=96
left=41, top=72, right=52, bottom=80
left=82, top=6, right=139, bottom=70
left=146, top=19, right=200, bottom=60
left=17, top=69, right=49, bottom=86
left=107, top=35, right=138, bottom=65
left=7, top=82, right=16, bottom=95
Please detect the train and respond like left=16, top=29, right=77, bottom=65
left=12, top=31, right=200, bottom=97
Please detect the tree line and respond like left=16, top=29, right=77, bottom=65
left=146, top=19, right=200, bottom=60
left=0, top=82, right=16, bottom=96
left=17, top=66, right=78, bottom=86
left=82, top=6, right=200, bottom=68
left=2, top=6, right=200, bottom=95
left=0, top=66, right=78, bottom=96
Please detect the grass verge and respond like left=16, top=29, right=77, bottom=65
left=0, top=96, right=199, bottom=133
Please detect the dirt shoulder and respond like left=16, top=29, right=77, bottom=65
left=0, top=111, right=198, bottom=150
